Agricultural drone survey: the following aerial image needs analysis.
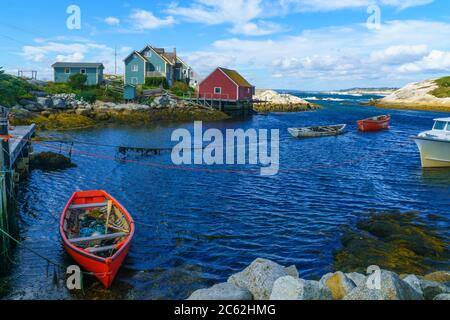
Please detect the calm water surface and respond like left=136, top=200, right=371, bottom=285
left=2, top=93, right=450, bottom=299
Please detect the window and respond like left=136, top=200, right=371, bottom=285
left=145, top=51, right=152, bottom=58
left=80, top=69, right=86, bottom=74
left=434, top=121, right=446, bottom=130
left=446, top=123, right=450, bottom=131
left=156, top=66, right=161, bottom=72
left=132, top=65, right=139, bottom=72
left=214, top=87, right=222, bottom=94
left=64, top=68, right=70, bottom=74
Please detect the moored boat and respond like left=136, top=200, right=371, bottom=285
left=60, top=190, right=135, bottom=288
left=357, top=115, right=390, bottom=132
left=288, top=124, right=347, bottom=138
left=413, top=118, right=450, bottom=168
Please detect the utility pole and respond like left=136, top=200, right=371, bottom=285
left=114, top=46, right=118, bottom=75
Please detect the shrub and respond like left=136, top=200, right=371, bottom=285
left=76, top=91, right=97, bottom=103
left=0, top=73, right=37, bottom=107
left=170, top=81, right=194, bottom=98
left=0, top=67, right=4, bottom=75
left=145, top=77, right=168, bottom=89
left=431, top=76, right=450, bottom=98
left=68, top=74, right=88, bottom=90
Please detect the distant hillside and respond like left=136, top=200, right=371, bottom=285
left=373, top=76, right=450, bottom=112
left=331, top=87, right=399, bottom=96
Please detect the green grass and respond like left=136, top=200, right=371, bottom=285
left=0, top=73, right=37, bottom=107
left=431, top=76, right=450, bottom=98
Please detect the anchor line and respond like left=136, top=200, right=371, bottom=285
left=0, top=227, right=112, bottom=277
left=23, top=136, right=415, bottom=174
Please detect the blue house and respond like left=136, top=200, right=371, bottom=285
left=124, top=45, right=198, bottom=87
left=52, top=62, right=105, bottom=86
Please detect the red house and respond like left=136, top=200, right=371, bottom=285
left=199, top=67, right=255, bottom=102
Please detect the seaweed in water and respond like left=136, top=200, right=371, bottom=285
left=30, top=152, right=76, bottom=171
left=334, top=210, right=450, bottom=275
left=117, top=146, right=163, bottom=158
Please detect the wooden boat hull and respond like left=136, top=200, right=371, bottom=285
left=288, top=125, right=346, bottom=138
left=357, top=115, right=390, bottom=132
left=413, top=136, right=450, bottom=168
left=60, top=190, right=134, bottom=288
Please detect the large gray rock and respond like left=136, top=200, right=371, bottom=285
left=433, top=294, right=450, bottom=300
left=11, top=107, right=32, bottom=119
left=320, top=271, right=356, bottom=300
left=270, top=276, right=332, bottom=300
left=36, top=97, right=53, bottom=109
left=346, top=272, right=367, bottom=287
left=403, top=275, right=423, bottom=296
left=18, top=99, right=35, bottom=106
left=228, top=258, right=289, bottom=300
left=52, top=98, right=66, bottom=109
left=420, top=280, right=450, bottom=300
left=23, top=103, right=43, bottom=112
left=344, top=270, right=423, bottom=300
left=285, top=265, right=299, bottom=278
left=188, top=283, right=253, bottom=300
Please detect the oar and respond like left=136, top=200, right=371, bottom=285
left=105, top=200, right=113, bottom=233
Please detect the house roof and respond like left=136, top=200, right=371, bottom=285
left=219, top=67, right=253, bottom=87
left=139, top=45, right=174, bottom=65
left=124, top=51, right=147, bottom=63
left=52, top=62, right=104, bottom=69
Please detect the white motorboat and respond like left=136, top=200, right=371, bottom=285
left=413, top=117, right=450, bottom=168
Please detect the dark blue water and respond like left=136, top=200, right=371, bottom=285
left=3, top=93, right=450, bottom=299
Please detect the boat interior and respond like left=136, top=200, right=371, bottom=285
left=303, top=125, right=345, bottom=132
left=63, top=200, right=131, bottom=258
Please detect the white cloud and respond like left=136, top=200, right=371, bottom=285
left=165, top=0, right=434, bottom=36
left=277, top=0, right=433, bottom=12
left=104, top=16, right=120, bottom=26
left=181, top=19, right=450, bottom=88
left=21, top=40, right=131, bottom=79
left=166, top=0, right=285, bottom=36
left=370, top=45, right=429, bottom=65
left=129, top=9, right=175, bottom=30
left=398, top=50, right=450, bottom=73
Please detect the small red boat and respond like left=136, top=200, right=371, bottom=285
left=60, top=190, right=134, bottom=288
left=357, top=115, right=391, bottom=132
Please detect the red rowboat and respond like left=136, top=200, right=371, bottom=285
left=60, top=190, right=134, bottom=288
left=357, top=115, right=391, bottom=132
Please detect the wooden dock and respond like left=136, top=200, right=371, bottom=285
left=0, top=109, right=36, bottom=272
left=9, top=124, right=36, bottom=166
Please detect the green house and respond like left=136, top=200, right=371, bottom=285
left=52, top=62, right=105, bottom=86
left=124, top=45, right=198, bottom=87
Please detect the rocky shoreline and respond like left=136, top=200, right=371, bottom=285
left=371, top=79, right=450, bottom=112
left=188, top=258, right=450, bottom=300
left=253, top=90, right=320, bottom=112
left=10, top=92, right=230, bottom=131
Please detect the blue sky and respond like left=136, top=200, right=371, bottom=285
left=1, top=0, right=450, bottom=90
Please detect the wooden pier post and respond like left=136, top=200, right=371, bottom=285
left=0, top=107, right=11, bottom=271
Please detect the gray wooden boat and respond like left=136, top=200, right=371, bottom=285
left=288, top=124, right=347, bottom=138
